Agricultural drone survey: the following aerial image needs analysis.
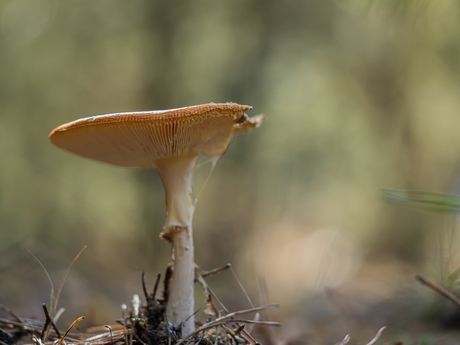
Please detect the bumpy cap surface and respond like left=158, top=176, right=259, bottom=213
left=49, top=103, right=263, bottom=167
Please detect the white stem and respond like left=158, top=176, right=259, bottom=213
left=156, top=155, right=197, bottom=337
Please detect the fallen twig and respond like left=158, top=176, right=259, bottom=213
left=41, top=303, right=61, bottom=341
left=200, top=264, right=231, bottom=278
left=416, top=275, right=460, bottom=307
left=214, top=305, right=279, bottom=324
left=196, top=267, right=258, bottom=344
left=176, top=305, right=279, bottom=345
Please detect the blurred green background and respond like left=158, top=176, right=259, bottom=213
left=2, top=0, right=460, bottom=339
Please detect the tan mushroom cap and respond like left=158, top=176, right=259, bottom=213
left=49, top=103, right=262, bottom=167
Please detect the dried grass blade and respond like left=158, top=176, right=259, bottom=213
left=57, top=316, right=84, bottom=345
left=0, top=303, right=24, bottom=323
left=230, top=266, right=254, bottom=308
left=54, top=245, right=87, bottom=315
left=365, top=326, right=386, bottom=345
left=28, top=250, right=55, bottom=313
left=338, top=334, right=350, bottom=345
left=85, top=329, right=125, bottom=342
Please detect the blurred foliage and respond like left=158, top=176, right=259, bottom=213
left=382, top=190, right=460, bottom=213
left=2, top=0, right=460, bottom=337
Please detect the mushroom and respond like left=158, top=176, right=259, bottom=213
left=49, top=102, right=264, bottom=336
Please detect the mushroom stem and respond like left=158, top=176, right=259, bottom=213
left=156, top=155, right=198, bottom=336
